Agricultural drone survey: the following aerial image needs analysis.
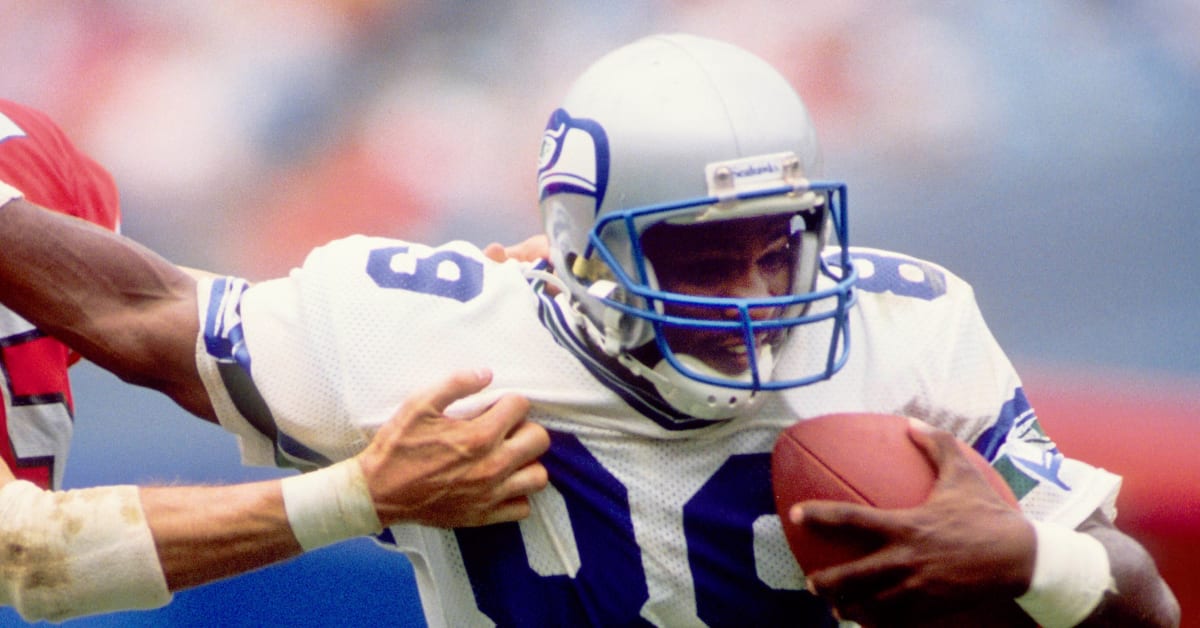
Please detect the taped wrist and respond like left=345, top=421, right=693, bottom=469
left=0, top=480, right=171, bottom=623
left=1015, top=520, right=1117, bottom=628
left=280, top=458, right=383, bottom=551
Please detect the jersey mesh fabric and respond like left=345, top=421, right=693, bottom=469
left=196, top=237, right=1120, bottom=627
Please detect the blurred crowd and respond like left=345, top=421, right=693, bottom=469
left=2, top=0, right=1198, bottom=374
left=3, top=4, right=1197, bottom=626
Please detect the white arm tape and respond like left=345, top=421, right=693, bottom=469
left=281, top=458, right=383, bottom=551
left=0, top=480, right=171, bottom=623
left=1015, top=520, right=1118, bottom=628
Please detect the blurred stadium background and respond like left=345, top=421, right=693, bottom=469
left=1, top=1, right=1196, bottom=626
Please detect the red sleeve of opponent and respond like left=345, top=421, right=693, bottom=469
left=0, top=98, right=120, bottom=231
left=0, top=100, right=121, bottom=369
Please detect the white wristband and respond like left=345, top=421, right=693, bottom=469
left=280, top=459, right=383, bottom=551
left=0, top=480, right=171, bottom=623
left=1015, top=520, right=1117, bottom=628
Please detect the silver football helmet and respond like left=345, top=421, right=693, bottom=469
left=538, top=34, right=856, bottom=420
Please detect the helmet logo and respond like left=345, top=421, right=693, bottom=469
left=537, top=108, right=610, bottom=215
left=705, top=152, right=804, bottom=200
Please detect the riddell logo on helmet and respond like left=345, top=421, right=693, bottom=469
left=730, top=161, right=780, bottom=178
left=706, top=152, right=800, bottom=196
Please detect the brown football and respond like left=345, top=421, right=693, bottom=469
left=771, top=412, right=1018, bottom=572
left=771, top=413, right=1034, bottom=627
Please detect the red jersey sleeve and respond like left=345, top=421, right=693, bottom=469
left=0, top=99, right=120, bottom=231
left=0, top=101, right=122, bottom=488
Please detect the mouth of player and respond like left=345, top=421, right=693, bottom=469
left=680, top=330, right=779, bottom=376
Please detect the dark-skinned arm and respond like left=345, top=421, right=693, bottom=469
left=0, top=195, right=212, bottom=419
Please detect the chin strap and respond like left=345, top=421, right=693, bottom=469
left=617, top=344, right=769, bottom=421
left=577, top=280, right=632, bottom=355
left=656, top=351, right=769, bottom=420
left=567, top=275, right=770, bottom=421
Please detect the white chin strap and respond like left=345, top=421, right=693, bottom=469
left=619, top=347, right=773, bottom=421
left=568, top=284, right=772, bottom=421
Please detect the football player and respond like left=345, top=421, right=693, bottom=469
left=0, top=35, right=1178, bottom=627
left=0, top=100, right=548, bottom=623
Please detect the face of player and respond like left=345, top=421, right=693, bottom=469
left=640, top=214, right=796, bottom=376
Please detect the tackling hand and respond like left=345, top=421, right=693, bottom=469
left=354, top=368, right=550, bottom=528
left=482, top=235, right=550, bottom=264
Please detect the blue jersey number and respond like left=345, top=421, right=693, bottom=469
left=366, top=246, right=484, bottom=303
left=364, top=244, right=833, bottom=624
left=455, top=432, right=833, bottom=626
left=851, top=251, right=947, bottom=300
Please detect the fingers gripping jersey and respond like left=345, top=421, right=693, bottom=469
left=195, top=237, right=1121, bottom=627
left=0, top=100, right=120, bottom=489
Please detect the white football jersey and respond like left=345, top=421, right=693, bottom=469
left=195, top=236, right=1120, bottom=627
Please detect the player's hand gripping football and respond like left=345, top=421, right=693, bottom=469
left=793, top=421, right=1037, bottom=627
left=354, top=368, right=550, bottom=528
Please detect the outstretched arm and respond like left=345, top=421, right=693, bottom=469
left=0, top=193, right=554, bottom=422
left=0, top=194, right=211, bottom=419
left=1, top=368, right=549, bottom=623
left=149, top=367, right=547, bottom=586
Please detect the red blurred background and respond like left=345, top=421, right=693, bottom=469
left=1025, top=368, right=1199, bottom=625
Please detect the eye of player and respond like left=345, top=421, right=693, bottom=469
left=644, top=215, right=797, bottom=298
left=755, top=235, right=793, bottom=280
left=667, top=254, right=735, bottom=292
